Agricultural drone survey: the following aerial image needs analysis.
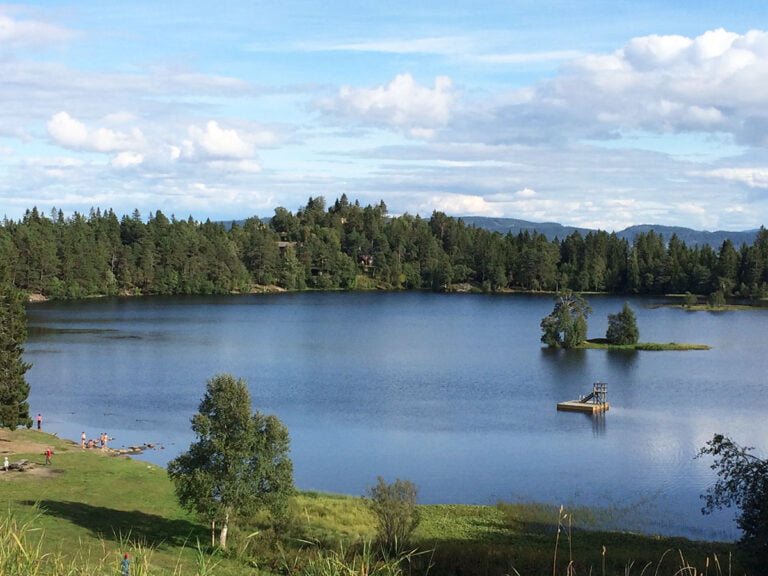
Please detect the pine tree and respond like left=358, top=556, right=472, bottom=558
left=0, top=285, right=32, bottom=429
left=540, top=291, right=592, bottom=348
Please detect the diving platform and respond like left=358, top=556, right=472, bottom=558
left=557, top=382, right=609, bottom=414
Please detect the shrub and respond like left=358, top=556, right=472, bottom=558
left=366, top=477, right=420, bottom=555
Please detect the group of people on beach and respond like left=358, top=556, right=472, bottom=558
left=81, top=431, right=111, bottom=450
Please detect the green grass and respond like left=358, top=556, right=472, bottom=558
left=582, top=338, right=711, bottom=351
left=0, top=430, right=749, bottom=575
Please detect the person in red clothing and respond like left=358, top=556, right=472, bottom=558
left=44, top=448, right=52, bottom=465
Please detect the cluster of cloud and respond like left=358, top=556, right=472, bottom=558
left=46, top=112, right=274, bottom=173
left=320, top=73, right=457, bottom=139
left=311, top=27, right=768, bottom=227
left=536, top=28, right=768, bottom=144
left=3, top=4, right=768, bottom=229
left=319, top=28, right=768, bottom=151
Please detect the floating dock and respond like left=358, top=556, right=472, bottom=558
left=557, top=382, right=609, bottom=414
left=556, top=399, right=610, bottom=413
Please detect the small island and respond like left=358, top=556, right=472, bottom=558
left=581, top=338, right=710, bottom=351
left=541, top=292, right=710, bottom=350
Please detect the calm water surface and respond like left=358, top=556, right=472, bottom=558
left=24, top=293, right=768, bottom=541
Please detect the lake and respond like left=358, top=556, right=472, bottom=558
left=23, top=292, right=768, bottom=541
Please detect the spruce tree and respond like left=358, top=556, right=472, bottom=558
left=0, top=286, right=32, bottom=429
left=605, top=301, right=640, bottom=345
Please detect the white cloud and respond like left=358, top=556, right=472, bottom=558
left=111, top=151, right=144, bottom=168
left=321, top=74, right=458, bottom=138
left=183, top=121, right=256, bottom=160
left=22, top=156, right=87, bottom=179
left=208, top=159, right=262, bottom=173
left=457, top=29, right=768, bottom=147
left=47, top=112, right=144, bottom=153
left=475, top=50, right=584, bottom=65
left=419, top=193, right=504, bottom=217
left=328, top=36, right=472, bottom=55
left=0, top=12, right=77, bottom=48
left=698, top=167, right=768, bottom=188
left=47, top=112, right=88, bottom=148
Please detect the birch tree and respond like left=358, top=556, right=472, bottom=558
left=167, top=374, right=294, bottom=548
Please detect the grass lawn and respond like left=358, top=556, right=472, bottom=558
left=0, top=428, right=747, bottom=575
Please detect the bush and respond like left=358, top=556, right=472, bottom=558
left=366, top=477, right=420, bottom=555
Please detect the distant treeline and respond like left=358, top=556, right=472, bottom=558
left=1, top=195, right=767, bottom=301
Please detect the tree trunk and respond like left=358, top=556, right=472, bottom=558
left=210, top=519, right=215, bottom=549
left=219, top=509, right=229, bottom=548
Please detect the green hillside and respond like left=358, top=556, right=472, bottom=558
left=0, top=428, right=744, bottom=576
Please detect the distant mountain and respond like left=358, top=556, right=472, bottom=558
left=615, top=224, right=759, bottom=248
left=461, top=217, right=761, bottom=247
left=224, top=215, right=760, bottom=247
left=460, top=217, right=592, bottom=240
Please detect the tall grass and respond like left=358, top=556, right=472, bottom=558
left=280, top=540, right=431, bottom=576
left=0, top=508, right=215, bottom=576
left=0, top=504, right=747, bottom=576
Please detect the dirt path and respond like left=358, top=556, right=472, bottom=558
left=0, top=429, right=70, bottom=479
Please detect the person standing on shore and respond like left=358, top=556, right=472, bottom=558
left=81, top=432, right=86, bottom=449
left=36, top=413, right=42, bottom=430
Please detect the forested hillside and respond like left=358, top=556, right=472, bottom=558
left=2, top=195, right=768, bottom=302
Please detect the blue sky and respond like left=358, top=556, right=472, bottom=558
left=2, top=1, right=768, bottom=231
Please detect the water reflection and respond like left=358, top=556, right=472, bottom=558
left=540, top=347, right=587, bottom=373
left=606, top=348, right=639, bottom=371
left=591, top=412, right=607, bottom=436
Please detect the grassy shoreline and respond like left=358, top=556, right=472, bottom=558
left=0, top=428, right=745, bottom=575
left=582, top=338, right=711, bottom=350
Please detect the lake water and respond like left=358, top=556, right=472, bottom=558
left=23, top=293, right=768, bottom=541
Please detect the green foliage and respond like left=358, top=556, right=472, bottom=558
left=709, top=289, right=727, bottom=307
left=540, top=290, right=592, bottom=348
left=4, top=202, right=768, bottom=300
left=605, top=301, right=640, bottom=345
left=698, top=433, right=768, bottom=567
left=0, top=284, right=32, bottom=429
left=167, top=374, right=295, bottom=549
left=366, top=477, right=420, bottom=555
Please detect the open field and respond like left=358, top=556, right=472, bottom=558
left=0, top=428, right=747, bottom=575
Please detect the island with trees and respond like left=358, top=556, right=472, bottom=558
left=540, top=291, right=710, bottom=350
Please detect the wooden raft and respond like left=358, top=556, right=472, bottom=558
left=557, top=382, right=609, bottom=414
